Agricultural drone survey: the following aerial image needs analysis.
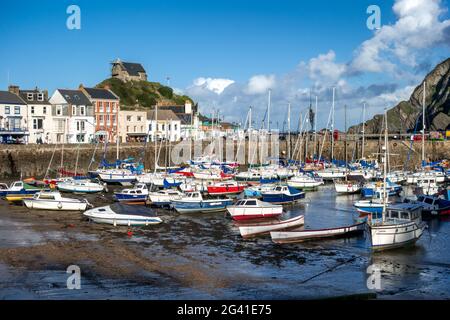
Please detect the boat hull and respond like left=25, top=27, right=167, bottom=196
left=370, top=221, right=426, bottom=251
left=23, top=199, right=88, bottom=211
left=238, top=215, right=304, bottom=238
left=171, top=199, right=234, bottom=213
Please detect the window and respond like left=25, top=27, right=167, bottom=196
left=5, top=106, right=10, bottom=114
left=111, top=115, right=116, bottom=123
left=37, top=93, right=43, bottom=101
left=14, top=106, right=20, bottom=115
left=27, top=93, right=33, bottom=100
left=43, top=106, right=47, bottom=114
left=105, top=102, right=109, bottom=112
left=33, top=118, right=43, bottom=130
left=149, top=123, right=152, bottom=131
left=390, top=211, right=399, bottom=219
left=31, top=106, right=35, bottom=114
left=80, top=106, right=85, bottom=116
left=99, top=102, right=104, bottom=112
left=134, top=126, right=136, bottom=132
left=127, top=126, right=129, bottom=132
left=127, top=115, right=132, bottom=121
left=162, top=124, right=165, bottom=131
left=174, top=124, right=177, bottom=130
left=72, top=106, right=77, bottom=116
left=137, top=116, right=142, bottom=121
left=56, top=105, right=62, bottom=115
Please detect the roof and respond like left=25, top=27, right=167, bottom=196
left=147, top=109, right=180, bottom=121
left=159, top=105, right=185, bottom=114
left=19, top=89, right=50, bottom=105
left=57, top=89, right=92, bottom=106
left=121, top=62, right=146, bottom=76
left=83, top=87, right=119, bottom=100
left=0, top=91, right=26, bottom=105
left=176, top=113, right=193, bottom=125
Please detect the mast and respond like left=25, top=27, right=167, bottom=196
left=362, top=102, right=366, bottom=159
left=249, top=106, right=252, bottom=131
left=287, top=103, right=291, bottom=159
left=267, top=89, right=271, bottom=132
left=314, top=96, right=318, bottom=159
left=154, top=104, right=158, bottom=173
left=115, top=120, right=120, bottom=163
left=344, top=104, right=347, bottom=176
left=331, top=87, right=335, bottom=162
left=382, top=108, right=388, bottom=223
left=422, top=81, right=426, bottom=164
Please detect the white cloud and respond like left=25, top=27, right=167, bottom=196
left=191, top=77, right=234, bottom=94
left=307, top=50, right=347, bottom=83
left=351, top=0, right=450, bottom=72
left=245, top=74, right=276, bottom=94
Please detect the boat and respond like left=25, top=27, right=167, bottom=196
left=316, top=167, right=347, bottom=180
left=235, top=171, right=264, bottom=182
left=226, top=198, right=283, bottom=221
left=243, top=183, right=277, bottom=198
left=207, top=181, right=246, bottom=195
left=361, top=180, right=402, bottom=198
left=148, top=189, right=183, bottom=207
left=83, top=203, right=162, bottom=226
left=334, top=180, right=362, bottom=194
left=171, top=191, right=233, bottom=213
left=270, top=222, right=366, bottom=243
left=405, top=194, right=450, bottom=216
left=406, top=170, right=446, bottom=184
left=57, top=179, right=106, bottom=193
left=192, top=170, right=231, bottom=180
left=287, top=172, right=324, bottom=190
left=261, top=185, right=305, bottom=204
left=98, top=169, right=137, bottom=185
left=114, top=183, right=149, bottom=203
left=354, top=199, right=387, bottom=216
left=0, top=181, right=45, bottom=197
left=416, top=177, right=440, bottom=196
left=23, top=191, right=90, bottom=211
left=238, top=214, right=305, bottom=238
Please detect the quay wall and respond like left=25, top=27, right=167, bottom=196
left=0, top=140, right=449, bottom=179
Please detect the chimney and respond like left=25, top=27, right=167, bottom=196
left=43, top=90, right=48, bottom=100
left=103, top=84, right=110, bottom=90
left=8, top=85, right=19, bottom=95
left=78, top=83, right=84, bottom=90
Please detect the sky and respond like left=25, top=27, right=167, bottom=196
left=0, top=0, right=449, bottom=130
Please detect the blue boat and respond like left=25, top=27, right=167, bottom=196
left=113, top=183, right=148, bottom=203
left=261, top=185, right=305, bottom=204
left=361, top=180, right=402, bottom=198
left=171, top=192, right=233, bottom=213
left=0, top=181, right=44, bottom=197
left=354, top=199, right=386, bottom=215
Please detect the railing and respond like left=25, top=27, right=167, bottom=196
left=0, top=127, right=29, bottom=132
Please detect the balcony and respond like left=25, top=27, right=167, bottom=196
left=0, top=127, right=29, bottom=134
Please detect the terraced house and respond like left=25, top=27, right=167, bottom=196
left=0, top=89, right=28, bottom=143
left=79, top=85, right=120, bottom=142
left=49, top=89, right=95, bottom=143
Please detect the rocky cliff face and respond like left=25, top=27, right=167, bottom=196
left=350, top=57, right=450, bottom=134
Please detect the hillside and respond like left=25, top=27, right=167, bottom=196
left=349, top=57, right=450, bottom=134
left=96, top=78, right=194, bottom=110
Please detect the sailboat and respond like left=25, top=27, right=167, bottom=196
left=368, top=109, right=427, bottom=251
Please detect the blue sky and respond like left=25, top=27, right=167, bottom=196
left=0, top=0, right=449, bottom=129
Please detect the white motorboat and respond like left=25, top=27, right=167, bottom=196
left=226, top=198, right=283, bottom=221
left=416, top=177, right=440, bottom=195
left=83, top=203, right=162, bottom=226
left=57, top=179, right=106, bottom=193
left=98, top=169, right=137, bottom=185
left=287, top=172, right=324, bottom=190
left=406, top=171, right=446, bottom=184
left=316, top=167, right=347, bottom=180
left=148, top=189, right=183, bottom=206
left=170, top=192, right=233, bottom=213
left=23, top=191, right=90, bottom=211
left=334, top=180, right=362, bottom=194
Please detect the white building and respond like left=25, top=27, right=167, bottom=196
left=158, top=101, right=200, bottom=140
left=49, top=89, right=95, bottom=143
left=146, top=109, right=181, bottom=142
left=0, top=89, right=28, bottom=144
left=15, top=87, right=53, bottom=144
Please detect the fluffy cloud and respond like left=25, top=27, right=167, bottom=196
left=191, top=77, right=235, bottom=94
left=351, top=0, right=450, bottom=73
left=245, top=74, right=276, bottom=94
left=307, top=50, right=347, bottom=83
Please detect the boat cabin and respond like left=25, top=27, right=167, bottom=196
left=235, top=199, right=258, bottom=207
left=385, top=203, right=422, bottom=223
left=33, top=191, right=63, bottom=201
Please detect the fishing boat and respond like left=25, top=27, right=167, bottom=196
left=287, top=172, right=324, bottom=190
left=0, top=181, right=46, bottom=198
left=171, top=192, right=233, bottom=213
left=226, top=198, right=283, bottom=221
left=406, top=194, right=450, bottom=216
left=238, top=214, right=305, bottom=238
left=261, top=185, right=305, bottom=204
left=148, top=189, right=183, bottom=207
left=23, top=191, right=90, bottom=211
left=270, top=222, right=366, bottom=243
left=207, top=181, right=246, bottom=195
left=57, top=179, right=106, bottom=193
left=114, top=183, right=149, bottom=203
left=83, top=203, right=162, bottom=226
left=334, top=179, right=362, bottom=194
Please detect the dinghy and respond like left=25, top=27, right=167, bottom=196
left=238, top=214, right=304, bottom=238
left=83, top=203, right=162, bottom=226
left=171, top=192, right=233, bottom=213
left=23, top=191, right=90, bottom=211
left=226, top=198, right=282, bottom=221
left=270, top=222, right=366, bottom=243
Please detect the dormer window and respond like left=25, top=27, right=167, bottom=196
left=27, top=93, right=33, bottom=101
left=37, top=93, right=44, bottom=101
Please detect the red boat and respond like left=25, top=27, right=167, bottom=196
left=207, top=181, right=246, bottom=195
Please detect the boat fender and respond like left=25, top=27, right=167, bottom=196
left=57, top=202, right=63, bottom=209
